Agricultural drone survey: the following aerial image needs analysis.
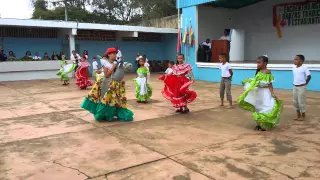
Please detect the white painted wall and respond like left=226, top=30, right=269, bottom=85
left=198, top=6, right=235, bottom=44
left=230, top=29, right=245, bottom=61
left=235, top=0, right=320, bottom=61
left=198, top=0, right=320, bottom=61
left=0, top=61, right=60, bottom=81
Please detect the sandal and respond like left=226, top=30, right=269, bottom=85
left=181, top=107, right=189, bottom=114
left=254, top=125, right=260, bottom=131
left=254, top=125, right=266, bottom=131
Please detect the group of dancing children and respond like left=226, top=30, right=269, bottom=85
left=57, top=47, right=312, bottom=132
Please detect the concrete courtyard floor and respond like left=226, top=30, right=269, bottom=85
left=0, top=74, right=320, bottom=180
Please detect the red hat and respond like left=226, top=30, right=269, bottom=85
left=105, top=48, right=118, bottom=56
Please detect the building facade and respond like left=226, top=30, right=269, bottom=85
left=178, top=0, right=320, bottom=91
left=0, top=19, right=177, bottom=81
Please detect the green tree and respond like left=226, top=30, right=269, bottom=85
left=137, top=0, right=177, bottom=20
left=31, top=0, right=177, bottom=24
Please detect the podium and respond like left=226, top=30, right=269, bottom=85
left=211, top=40, right=230, bottom=62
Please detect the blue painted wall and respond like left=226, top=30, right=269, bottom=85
left=181, top=6, right=198, bottom=75
left=177, top=0, right=214, bottom=8
left=3, top=34, right=177, bottom=75
left=196, top=67, right=320, bottom=91
left=163, top=33, right=178, bottom=61
left=3, top=38, right=63, bottom=58
left=76, top=33, right=177, bottom=72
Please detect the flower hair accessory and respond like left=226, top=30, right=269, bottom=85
left=263, top=55, right=268, bottom=57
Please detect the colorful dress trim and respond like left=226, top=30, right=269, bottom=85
left=56, top=60, right=76, bottom=81
left=158, top=63, right=197, bottom=108
left=133, top=67, right=152, bottom=101
left=75, top=61, right=92, bottom=89
left=81, top=61, right=133, bottom=122
left=238, top=72, right=283, bottom=130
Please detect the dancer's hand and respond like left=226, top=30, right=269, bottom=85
left=272, top=93, right=277, bottom=100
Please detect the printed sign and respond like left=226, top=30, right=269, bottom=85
left=273, top=1, right=320, bottom=27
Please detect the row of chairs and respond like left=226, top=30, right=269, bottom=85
left=149, top=60, right=170, bottom=72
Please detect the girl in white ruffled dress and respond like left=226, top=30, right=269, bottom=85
left=238, top=55, right=283, bottom=131
left=133, top=56, right=152, bottom=103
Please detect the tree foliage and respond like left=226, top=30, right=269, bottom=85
left=31, top=0, right=177, bottom=24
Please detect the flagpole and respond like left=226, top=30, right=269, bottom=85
left=188, top=19, right=191, bottom=64
left=177, top=0, right=180, bottom=54
left=185, top=18, right=187, bottom=63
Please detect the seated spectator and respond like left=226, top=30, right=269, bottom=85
left=33, top=52, right=42, bottom=60
left=0, top=49, right=8, bottom=61
left=59, top=52, right=65, bottom=60
left=8, top=51, right=16, bottom=61
left=43, top=52, right=51, bottom=60
left=21, top=51, right=33, bottom=61
left=51, top=52, right=59, bottom=60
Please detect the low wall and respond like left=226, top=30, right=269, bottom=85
left=0, top=61, right=61, bottom=82
left=194, top=63, right=320, bottom=91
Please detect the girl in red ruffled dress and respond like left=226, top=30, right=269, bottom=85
left=75, top=56, right=92, bottom=89
left=158, top=54, right=197, bottom=113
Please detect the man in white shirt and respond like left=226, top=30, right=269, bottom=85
left=33, top=52, right=42, bottom=60
left=200, top=39, right=212, bottom=62
left=219, top=29, right=231, bottom=42
left=200, top=39, right=211, bottom=49
left=292, top=54, right=311, bottom=121
left=70, top=50, right=81, bottom=62
left=70, top=50, right=81, bottom=77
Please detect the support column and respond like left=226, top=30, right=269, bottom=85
left=69, top=28, right=77, bottom=58
left=229, top=29, right=245, bottom=62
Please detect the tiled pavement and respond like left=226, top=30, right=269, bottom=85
left=0, top=74, right=319, bottom=180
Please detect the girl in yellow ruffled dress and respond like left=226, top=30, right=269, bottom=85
left=81, top=48, right=133, bottom=122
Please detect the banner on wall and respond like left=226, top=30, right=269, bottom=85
left=273, top=1, right=320, bottom=27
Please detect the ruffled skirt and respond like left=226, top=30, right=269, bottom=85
left=238, top=82, right=283, bottom=130
left=75, top=67, right=92, bottom=89
left=133, top=77, right=152, bottom=101
left=56, top=64, right=76, bottom=81
left=80, top=77, right=133, bottom=122
left=158, top=74, right=197, bottom=108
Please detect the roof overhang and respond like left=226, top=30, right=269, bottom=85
left=0, top=18, right=178, bottom=34
left=177, top=0, right=264, bottom=9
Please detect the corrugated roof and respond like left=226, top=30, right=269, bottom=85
left=0, top=18, right=177, bottom=34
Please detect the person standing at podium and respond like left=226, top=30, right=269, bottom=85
left=219, top=29, right=231, bottom=42
left=219, top=29, right=231, bottom=54
left=200, top=39, right=212, bottom=62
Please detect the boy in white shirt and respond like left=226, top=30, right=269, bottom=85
left=293, top=54, right=311, bottom=121
left=92, top=56, right=100, bottom=79
left=219, top=53, right=233, bottom=107
left=165, top=61, right=174, bottom=74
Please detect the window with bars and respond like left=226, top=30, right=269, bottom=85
left=0, top=26, right=58, bottom=38
left=122, top=33, right=162, bottom=42
left=76, top=30, right=116, bottom=41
